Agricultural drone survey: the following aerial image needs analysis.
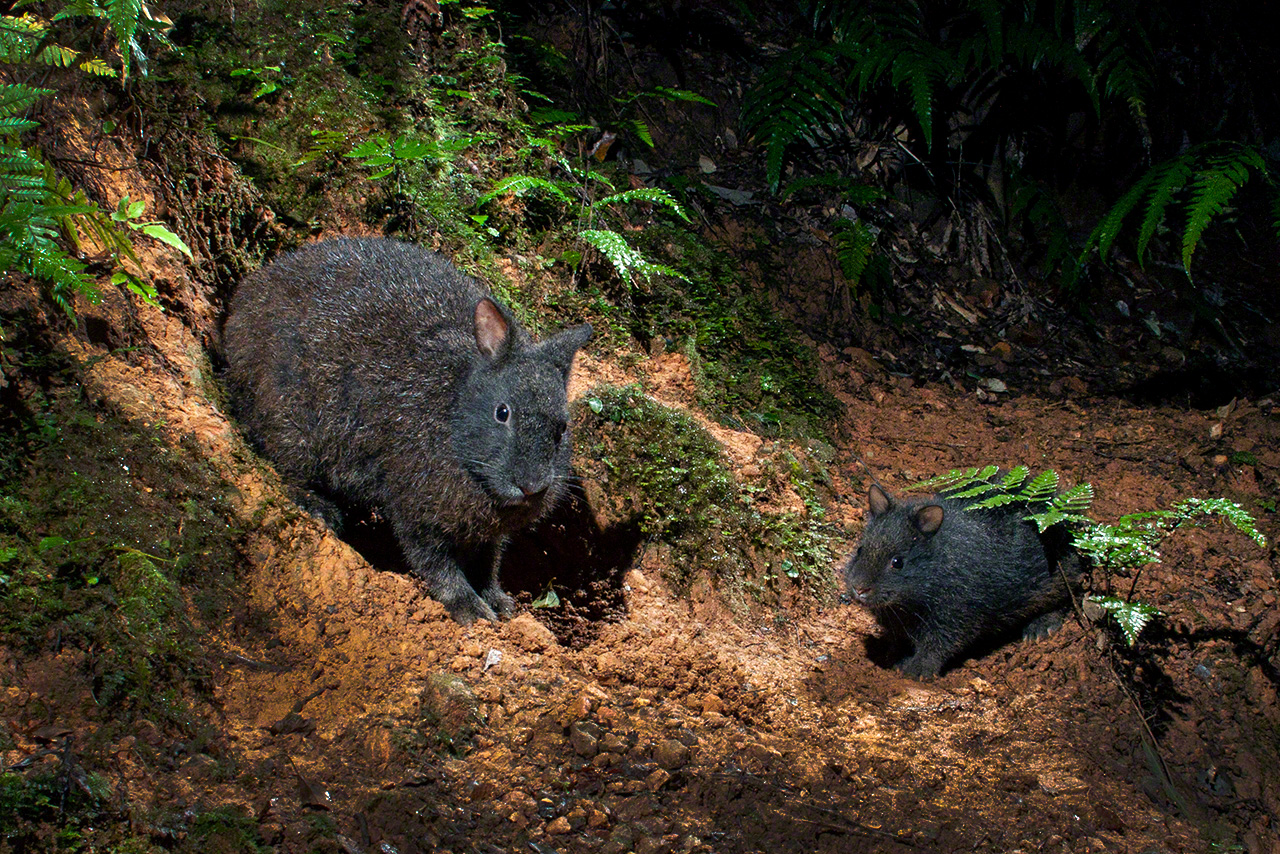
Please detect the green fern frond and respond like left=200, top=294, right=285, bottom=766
left=38, top=43, right=78, bottom=66
left=646, top=86, right=716, bottom=107
left=967, top=493, right=1023, bottom=510
left=1000, top=466, right=1030, bottom=490
left=1181, top=146, right=1264, bottom=272
left=580, top=229, right=688, bottom=285
left=910, top=464, right=1000, bottom=494
left=1083, top=166, right=1154, bottom=263
left=1019, top=469, right=1060, bottom=503
left=0, top=83, right=53, bottom=116
left=782, top=175, right=884, bottom=206
left=78, top=57, right=115, bottom=76
left=1085, top=142, right=1270, bottom=278
left=741, top=39, right=850, bottom=190
left=832, top=217, right=876, bottom=287
left=1050, top=482, right=1095, bottom=517
left=1088, top=596, right=1159, bottom=646
left=477, top=174, right=572, bottom=207
left=594, top=187, right=690, bottom=222
left=1133, top=153, right=1194, bottom=263
left=1167, top=497, right=1267, bottom=548
left=106, top=0, right=142, bottom=79
left=0, top=116, right=39, bottom=134
left=620, top=118, right=654, bottom=149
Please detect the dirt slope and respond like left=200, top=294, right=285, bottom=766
left=5, top=241, right=1276, bottom=854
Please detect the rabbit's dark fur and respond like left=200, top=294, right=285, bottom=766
left=843, top=484, right=1074, bottom=678
left=223, top=237, right=592, bottom=624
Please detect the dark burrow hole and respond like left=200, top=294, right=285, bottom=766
left=332, top=477, right=642, bottom=649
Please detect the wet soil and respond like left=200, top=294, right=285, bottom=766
left=3, top=296, right=1277, bottom=853
left=3, top=9, right=1279, bottom=851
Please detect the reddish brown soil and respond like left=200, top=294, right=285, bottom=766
left=4, top=273, right=1278, bottom=853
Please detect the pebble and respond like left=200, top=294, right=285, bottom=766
left=652, top=738, right=690, bottom=770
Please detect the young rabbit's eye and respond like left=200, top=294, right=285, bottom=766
left=890, top=555, right=904, bottom=570
left=494, top=403, right=510, bottom=423
left=554, top=420, right=567, bottom=444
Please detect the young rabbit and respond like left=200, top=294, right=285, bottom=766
left=223, top=237, right=592, bottom=624
left=843, top=483, right=1074, bottom=678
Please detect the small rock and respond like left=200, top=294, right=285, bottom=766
left=652, top=738, right=690, bottom=770
left=420, top=673, right=480, bottom=745
left=546, top=816, right=572, bottom=835
left=700, top=694, right=724, bottom=715
left=506, top=614, right=556, bottom=653
left=645, top=768, right=672, bottom=792
left=600, top=731, right=629, bottom=753
left=570, top=721, right=603, bottom=758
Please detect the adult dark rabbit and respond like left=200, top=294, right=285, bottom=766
left=223, top=237, right=592, bottom=624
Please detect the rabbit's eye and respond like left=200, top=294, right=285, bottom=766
left=554, top=420, right=567, bottom=444
left=494, top=403, right=510, bottom=423
left=890, top=555, right=903, bottom=570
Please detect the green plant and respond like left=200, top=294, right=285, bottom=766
left=230, top=63, right=284, bottom=99
left=910, top=465, right=1267, bottom=646
left=579, top=384, right=838, bottom=596
left=785, top=176, right=889, bottom=294
left=1, top=6, right=189, bottom=319
left=479, top=165, right=691, bottom=286
left=1078, top=141, right=1278, bottom=280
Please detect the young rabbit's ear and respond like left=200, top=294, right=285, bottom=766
left=474, top=298, right=512, bottom=359
left=912, top=504, right=945, bottom=535
left=542, top=323, right=593, bottom=374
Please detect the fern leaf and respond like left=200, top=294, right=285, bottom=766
left=37, top=44, right=78, bottom=66
left=1000, top=466, right=1030, bottom=490
left=106, top=0, right=142, bottom=79
left=648, top=86, right=716, bottom=106
left=1018, top=469, right=1060, bottom=504
left=1088, top=595, right=1160, bottom=646
left=1050, top=482, right=1095, bottom=517
left=0, top=83, right=54, bottom=116
left=1084, top=166, right=1156, bottom=262
left=910, top=465, right=997, bottom=494
left=1168, top=497, right=1267, bottom=549
left=78, top=57, right=115, bottom=76
left=0, top=116, right=39, bottom=134
left=1133, top=152, right=1194, bottom=265
left=622, top=118, right=654, bottom=149
left=949, top=481, right=1003, bottom=499
left=741, top=39, right=849, bottom=190
left=1181, top=146, right=1263, bottom=273
left=580, top=229, right=688, bottom=284
left=476, top=174, right=572, bottom=207
left=594, top=187, right=690, bottom=222
left=968, top=493, right=1023, bottom=510
left=832, top=217, right=876, bottom=286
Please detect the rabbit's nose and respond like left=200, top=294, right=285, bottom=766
left=520, top=482, right=549, bottom=499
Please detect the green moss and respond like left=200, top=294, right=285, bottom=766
left=0, top=768, right=108, bottom=852
left=620, top=225, right=841, bottom=437
left=0, top=345, right=242, bottom=734
left=575, top=384, right=839, bottom=602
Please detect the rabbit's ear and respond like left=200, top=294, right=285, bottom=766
left=474, top=297, right=512, bottom=359
left=542, top=323, right=593, bottom=374
left=868, top=484, right=893, bottom=517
